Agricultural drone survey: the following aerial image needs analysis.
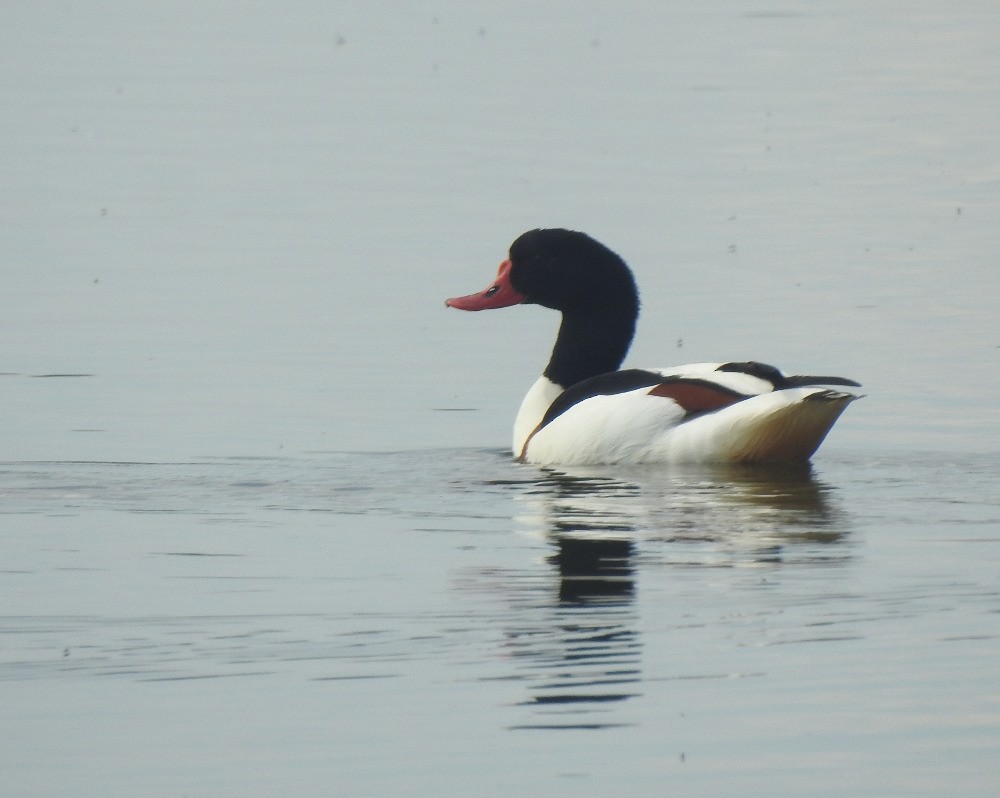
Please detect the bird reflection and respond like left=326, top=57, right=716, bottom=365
left=502, top=461, right=851, bottom=730
left=551, top=536, right=634, bottom=604
left=523, top=462, right=849, bottom=568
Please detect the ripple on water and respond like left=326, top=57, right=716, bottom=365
left=2, top=449, right=999, bottom=746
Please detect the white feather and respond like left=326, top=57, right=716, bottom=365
left=515, top=368, right=857, bottom=466
left=512, top=376, right=563, bottom=456
left=650, top=363, right=776, bottom=396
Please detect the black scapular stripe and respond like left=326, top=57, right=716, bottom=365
left=718, top=361, right=860, bottom=389
left=539, top=369, right=665, bottom=429
left=535, top=363, right=861, bottom=436
left=538, top=369, right=751, bottom=431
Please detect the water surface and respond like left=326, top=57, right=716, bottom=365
left=2, top=2, right=999, bottom=796
left=3, top=450, right=999, bottom=795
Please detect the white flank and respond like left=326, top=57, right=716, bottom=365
left=515, top=373, right=857, bottom=466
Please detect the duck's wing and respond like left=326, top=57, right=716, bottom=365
left=520, top=363, right=860, bottom=465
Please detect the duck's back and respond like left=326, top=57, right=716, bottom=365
left=517, top=363, right=858, bottom=465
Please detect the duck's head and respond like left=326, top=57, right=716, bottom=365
left=446, top=228, right=639, bottom=316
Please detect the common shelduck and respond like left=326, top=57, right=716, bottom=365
left=446, top=228, right=860, bottom=466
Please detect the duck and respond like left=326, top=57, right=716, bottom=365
left=446, top=228, right=860, bottom=466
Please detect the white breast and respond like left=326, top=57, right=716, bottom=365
left=513, top=376, right=564, bottom=457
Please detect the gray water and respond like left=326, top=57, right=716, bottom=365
left=3, top=3, right=999, bottom=796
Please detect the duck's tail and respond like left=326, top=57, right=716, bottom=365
left=663, top=388, right=859, bottom=463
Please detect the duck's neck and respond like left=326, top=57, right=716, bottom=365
left=543, top=308, right=636, bottom=389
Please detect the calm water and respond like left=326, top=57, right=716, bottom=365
left=3, top=450, right=999, bottom=796
left=3, top=2, right=1000, bottom=796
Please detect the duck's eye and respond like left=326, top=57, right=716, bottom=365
left=484, top=285, right=500, bottom=297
